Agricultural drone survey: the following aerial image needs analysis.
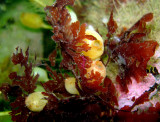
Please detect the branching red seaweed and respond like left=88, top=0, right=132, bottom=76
left=9, top=47, right=38, bottom=94
left=106, top=12, right=159, bottom=92
left=45, top=0, right=110, bottom=94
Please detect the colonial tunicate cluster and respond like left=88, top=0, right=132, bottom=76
left=64, top=30, right=106, bottom=94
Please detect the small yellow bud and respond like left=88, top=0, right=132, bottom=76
left=64, top=77, right=79, bottom=95
left=82, top=30, right=104, bottom=60
left=25, top=92, right=48, bottom=112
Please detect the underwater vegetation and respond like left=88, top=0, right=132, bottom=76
left=0, top=0, right=160, bottom=121
left=0, top=0, right=77, bottom=86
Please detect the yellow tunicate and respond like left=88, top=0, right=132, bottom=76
left=20, top=12, right=51, bottom=29
left=25, top=92, right=48, bottom=112
left=82, top=30, right=104, bottom=60
left=64, top=77, right=79, bottom=95
left=86, top=60, right=106, bottom=83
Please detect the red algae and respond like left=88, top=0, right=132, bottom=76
left=9, top=47, right=38, bottom=94
left=106, top=12, right=159, bottom=92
